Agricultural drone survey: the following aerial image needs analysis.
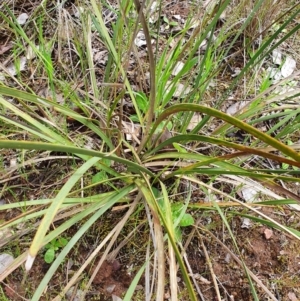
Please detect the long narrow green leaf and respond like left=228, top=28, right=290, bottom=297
left=26, top=157, right=100, bottom=269
left=144, top=152, right=299, bottom=186
left=0, top=193, right=117, bottom=210
left=135, top=178, right=197, bottom=301
left=1, top=7, right=53, bottom=81
left=123, top=261, right=147, bottom=301
left=144, top=134, right=300, bottom=169
left=31, top=185, right=134, bottom=301
left=0, top=96, right=62, bottom=142
left=213, top=201, right=259, bottom=301
left=0, top=140, right=155, bottom=177
left=0, top=86, right=114, bottom=149
left=151, top=104, right=300, bottom=161
left=90, top=0, right=142, bottom=124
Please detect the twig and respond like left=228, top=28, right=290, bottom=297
left=197, top=230, right=222, bottom=301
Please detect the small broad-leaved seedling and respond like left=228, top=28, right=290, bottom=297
left=162, top=15, right=179, bottom=29
left=171, top=203, right=194, bottom=242
left=156, top=191, right=194, bottom=242
left=44, top=237, right=69, bottom=264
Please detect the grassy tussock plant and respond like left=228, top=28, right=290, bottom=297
left=0, top=0, right=300, bottom=300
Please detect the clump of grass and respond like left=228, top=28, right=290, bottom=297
left=239, top=0, right=288, bottom=41
left=1, top=0, right=300, bottom=300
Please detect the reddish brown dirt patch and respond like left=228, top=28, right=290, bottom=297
left=3, top=281, right=26, bottom=301
left=186, top=216, right=300, bottom=301
left=89, top=260, right=132, bottom=298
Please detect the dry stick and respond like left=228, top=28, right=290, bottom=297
left=197, top=230, right=222, bottom=301
left=144, top=200, right=157, bottom=299
left=182, top=210, right=278, bottom=301
left=52, top=224, right=116, bottom=301
left=152, top=213, right=165, bottom=301
left=180, top=228, right=206, bottom=301
left=0, top=205, right=87, bottom=283
left=198, top=225, right=278, bottom=301
left=181, top=249, right=206, bottom=301
left=0, top=281, right=29, bottom=301
left=188, top=217, right=278, bottom=301
left=141, top=176, right=166, bottom=301
left=52, top=196, right=140, bottom=301
left=106, top=220, right=146, bottom=261
left=0, top=203, right=85, bottom=250
left=69, top=281, right=80, bottom=301
left=0, top=182, right=7, bottom=199
left=133, top=0, right=156, bottom=154
left=0, top=61, right=24, bottom=88
left=81, top=196, right=140, bottom=300
left=180, top=175, right=300, bottom=240
left=168, top=238, right=177, bottom=301
left=0, top=253, right=28, bottom=283
left=145, top=241, right=151, bottom=301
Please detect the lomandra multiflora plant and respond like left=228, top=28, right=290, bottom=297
left=1, top=0, right=300, bottom=300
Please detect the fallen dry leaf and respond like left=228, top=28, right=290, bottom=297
left=187, top=113, right=202, bottom=131
left=287, top=291, right=298, bottom=301
left=0, top=43, right=13, bottom=55
left=272, top=49, right=282, bottom=65
left=166, top=81, right=191, bottom=97
left=17, top=13, right=29, bottom=25
left=192, top=273, right=211, bottom=285
left=281, top=56, right=296, bottom=78
left=226, top=101, right=249, bottom=115
left=240, top=186, right=260, bottom=203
